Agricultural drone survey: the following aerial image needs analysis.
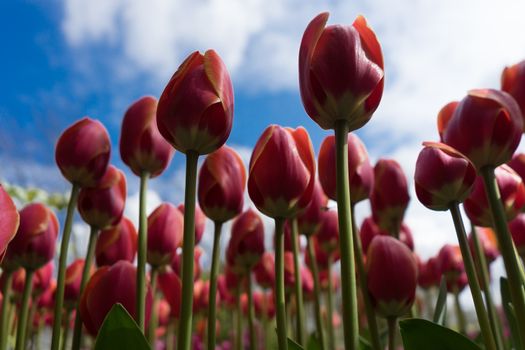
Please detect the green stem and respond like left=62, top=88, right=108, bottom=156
left=453, top=288, right=466, bottom=334
left=177, top=151, right=199, bottom=350
left=60, top=309, right=71, bottom=350
left=247, top=271, right=256, bottom=350
left=275, top=218, right=288, bottom=350
left=166, top=318, right=176, bottom=350
left=50, top=184, right=80, bottom=350
left=306, top=236, right=326, bottom=349
left=334, top=120, right=358, bottom=350
left=448, top=203, right=497, bottom=350
left=481, top=166, right=525, bottom=347
left=290, top=218, right=305, bottom=345
left=325, top=256, right=335, bottom=350
left=15, top=269, right=34, bottom=350
left=0, top=270, right=13, bottom=350
left=262, top=294, right=270, bottom=349
left=137, top=171, right=149, bottom=332
left=351, top=205, right=381, bottom=350
left=470, top=222, right=505, bottom=350
left=235, top=285, right=243, bottom=350
left=26, top=292, right=38, bottom=349
left=147, top=267, right=159, bottom=346
left=387, top=317, right=397, bottom=350
left=71, top=226, right=98, bottom=350
left=207, top=221, right=223, bottom=350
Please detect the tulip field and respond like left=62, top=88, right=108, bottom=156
left=3, top=8, right=525, bottom=350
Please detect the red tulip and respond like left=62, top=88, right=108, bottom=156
left=64, top=259, right=85, bottom=308
left=508, top=153, right=525, bottom=180
left=468, top=227, right=499, bottom=263
left=77, top=165, right=127, bottom=229
left=443, top=89, right=523, bottom=169
left=120, top=96, right=175, bottom=178
left=10, top=268, right=26, bottom=295
left=278, top=220, right=296, bottom=252
left=501, top=60, right=525, bottom=128
left=464, top=165, right=525, bottom=227
left=217, top=274, right=236, bottom=306
left=360, top=216, right=414, bottom=253
left=299, top=12, right=384, bottom=131
left=297, top=179, right=328, bottom=236
left=157, top=299, right=171, bottom=328
left=436, top=101, right=459, bottom=141
left=7, top=203, right=59, bottom=270
left=437, top=244, right=468, bottom=292
left=316, top=210, right=339, bottom=255
left=414, top=142, right=476, bottom=211
left=305, top=235, right=341, bottom=271
left=193, top=279, right=212, bottom=314
left=95, top=217, right=137, bottom=267
left=0, top=186, right=19, bottom=263
left=253, top=291, right=275, bottom=319
left=177, top=203, right=206, bottom=245
left=284, top=252, right=295, bottom=289
left=33, top=261, right=53, bottom=295
left=370, top=159, right=410, bottom=235
left=248, top=125, right=315, bottom=218
left=80, top=261, right=152, bottom=335
left=198, top=145, right=246, bottom=223
left=318, top=133, right=373, bottom=203
left=319, top=269, right=340, bottom=292
left=157, top=271, right=182, bottom=319
left=38, top=280, right=56, bottom=310
left=226, top=209, right=265, bottom=270
left=366, top=235, right=417, bottom=318
left=301, top=266, right=314, bottom=297
left=171, top=247, right=203, bottom=281
left=254, top=252, right=275, bottom=289
left=157, top=50, right=234, bottom=155
left=55, top=117, right=111, bottom=187
left=147, top=203, right=183, bottom=267
left=509, top=214, right=525, bottom=258
left=418, top=257, right=440, bottom=289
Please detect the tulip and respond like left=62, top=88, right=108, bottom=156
left=253, top=252, right=275, bottom=289
left=468, top=227, right=498, bottom=264
left=177, top=203, right=206, bottom=245
left=63, top=259, right=85, bottom=350
left=95, top=217, right=138, bottom=267
left=147, top=203, right=183, bottom=268
left=318, top=133, right=374, bottom=203
left=157, top=271, right=182, bottom=320
left=418, top=257, right=440, bottom=290
left=33, top=261, right=53, bottom=296
left=171, top=247, right=203, bottom=281
left=217, top=274, right=236, bottom=307
left=297, top=179, right=328, bottom=237
left=226, top=209, right=265, bottom=271
left=508, top=153, right=525, bottom=181
left=0, top=185, right=19, bottom=262
left=253, top=291, right=275, bottom=319
left=437, top=101, right=459, bottom=141
left=509, top=214, right=525, bottom=259
left=360, top=216, right=413, bottom=253
left=80, top=261, right=152, bottom=336
left=501, top=60, right=525, bottom=128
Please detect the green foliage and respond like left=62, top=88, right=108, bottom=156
left=500, top=277, right=520, bottom=350
left=432, top=276, right=448, bottom=326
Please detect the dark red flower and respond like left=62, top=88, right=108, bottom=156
left=95, top=217, right=137, bottom=267
left=147, top=203, right=183, bottom=267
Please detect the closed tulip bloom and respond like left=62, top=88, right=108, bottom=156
left=501, top=60, right=525, bottom=128
left=318, top=133, right=373, bottom=203
left=193, top=279, right=212, bottom=314
left=301, top=266, right=314, bottom=297
left=509, top=214, right=525, bottom=258
left=120, top=96, right=175, bottom=178
left=177, top=203, right=206, bottom=245
left=64, top=259, right=85, bottom=308
left=415, top=142, right=476, bottom=211
left=80, top=261, right=152, bottom=335
left=7, top=203, right=59, bottom=270
left=157, top=50, right=234, bottom=155
left=306, top=236, right=340, bottom=270
left=370, top=159, right=410, bottom=235
left=55, top=117, right=111, bottom=187
left=10, top=268, right=26, bottom=294
left=418, top=257, right=440, bottom=289
left=468, top=227, right=499, bottom=263
left=316, top=210, right=339, bottom=255
left=217, top=274, right=236, bottom=306
left=359, top=216, right=414, bottom=255
left=464, top=165, right=525, bottom=227
left=198, top=145, right=246, bottom=223
left=284, top=252, right=295, bottom=289
left=38, top=280, right=56, bottom=310
left=253, top=291, right=275, bottom=319
left=366, top=235, right=418, bottom=318
left=437, top=244, right=464, bottom=275
left=78, top=165, right=127, bottom=229
left=297, top=179, right=328, bottom=236
left=299, top=12, right=384, bottom=131
left=508, top=153, right=525, bottom=181
left=226, top=209, right=265, bottom=270
left=95, top=217, right=137, bottom=267
left=147, top=203, right=183, bottom=267
left=248, top=125, right=315, bottom=218
left=172, top=247, right=203, bottom=281
left=254, top=252, right=275, bottom=289
left=436, top=101, right=459, bottom=141
left=443, top=89, right=523, bottom=169
left=157, top=271, right=182, bottom=319
left=0, top=186, right=19, bottom=262
left=33, top=261, right=54, bottom=295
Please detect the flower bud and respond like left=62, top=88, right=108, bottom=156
left=95, top=217, right=137, bottom=267
left=33, top=261, right=53, bottom=295
left=226, top=209, right=265, bottom=271
left=55, top=117, right=111, bottom=187
left=297, top=179, right=328, bottom=236
left=0, top=186, right=19, bottom=263
left=253, top=291, right=275, bottom=319
left=437, top=244, right=467, bottom=292
left=468, top=227, right=499, bottom=263
left=301, top=266, right=314, bottom=297
left=316, top=210, right=339, bottom=255
left=501, top=60, right=525, bottom=128
left=418, top=257, right=440, bottom=289
left=508, top=153, right=525, bottom=181
left=171, top=247, right=203, bottom=281
left=509, top=213, right=525, bottom=258
left=436, top=101, right=459, bottom=141
left=177, top=203, right=206, bottom=245
left=64, top=259, right=85, bottom=309
left=157, top=271, right=182, bottom=319
left=253, top=252, right=275, bottom=289
left=360, top=216, right=414, bottom=253
left=147, top=203, right=183, bottom=267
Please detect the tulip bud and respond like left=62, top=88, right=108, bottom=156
left=33, top=261, right=53, bottom=295
left=120, top=96, right=175, bottom=178
left=301, top=266, right=314, bottom=297
left=436, top=101, right=459, bottom=141
left=414, top=142, right=476, bottom=211
left=508, top=153, right=525, bottom=181
left=284, top=252, right=295, bottom=289
left=468, top=227, right=499, bottom=263
left=95, top=217, right=137, bottom=267
left=318, top=133, right=373, bottom=203
left=38, top=280, right=56, bottom=310
left=198, top=145, right=246, bottom=223
left=418, top=257, right=440, bottom=289
left=253, top=291, right=275, bottom=319
left=7, top=203, right=59, bottom=270
left=64, top=259, right=85, bottom=309
left=443, top=89, right=523, bottom=169
left=297, top=179, right=328, bottom=236
left=147, top=203, right=183, bottom=267
left=217, top=274, right=236, bottom=307
left=359, top=217, right=414, bottom=253
left=316, top=210, right=339, bottom=255
left=193, top=279, right=212, bottom=314
left=172, top=247, right=203, bottom=281
left=157, top=271, right=182, bottom=319
left=509, top=214, right=525, bottom=258
left=254, top=252, right=275, bottom=289
left=177, top=203, right=206, bottom=245
left=248, top=125, right=315, bottom=218
left=366, top=235, right=418, bottom=318
left=226, top=209, right=265, bottom=271
left=299, top=12, right=384, bottom=131
left=80, top=261, right=152, bottom=335
left=157, top=50, right=234, bottom=155
left=501, top=60, right=525, bottom=128
left=0, top=186, right=19, bottom=263
left=464, top=165, right=525, bottom=227
left=370, top=159, right=410, bottom=235
left=437, top=244, right=467, bottom=292
left=78, top=165, right=127, bottom=229
left=55, top=117, right=111, bottom=187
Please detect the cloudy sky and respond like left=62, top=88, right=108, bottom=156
left=2, top=0, right=525, bottom=304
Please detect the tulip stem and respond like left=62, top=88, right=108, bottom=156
left=275, top=217, right=288, bottom=350
left=448, top=203, right=497, bottom=350
left=15, top=269, right=34, bottom=350
left=136, top=171, right=150, bottom=332
left=235, top=284, right=243, bottom=350
left=51, top=184, right=80, bottom=350
left=166, top=318, right=176, bottom=350
left=290, top=218, right=306, bottom=345
left=334, top=120, right=359, bottom=350
left=325, top=255, right=335, bottom=350
left=61, top=309, right=71, bottom=350
left=306, top=236, right=326, bottom=349
left=247, top=271, right=257, bottom=350
left=351, top=205, right=382, bottom=350
left=453, top=288, right=466, bottom=334
left=207, top=221, right=223, bottom=350
left=481, top=166, right=525, bottom=347
left=470, top=223, right=505, bottom=350
left=178, top=151, right=199, bottom=350
left=26, top=292, right=38, bottom=348
left=387, top=317, right=397, bottom=350
left=147, top=267, right=159, bottom=346
left=0, top=269, right=13, bottom=350
left=71, top=226, right=98, bottom=350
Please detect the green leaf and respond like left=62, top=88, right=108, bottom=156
left=306, top=334, right=321, bottom=350
left=432, top=276, right=448, bottom=326
left=500, top=277, right=519, bottom=350
left=359, top=336, right=372, bottom=350
left=399, top=318, right=481, bottom=350
left=94, top=304, right=151, bottom=350
left=287, top=337, right=304, bottom=350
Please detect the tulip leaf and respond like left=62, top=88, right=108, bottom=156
left=399, top=318, right=481, bottom=350
left=500, top=277, right=519, bottom=350
left=94, top=303, right=151, bottom=350
left=306, top=334, right=321, bottom=350
left=432, top=276, right=448, bottom=326
left=287, top=337, right=304, bottom=349
left=359, top=336, right=372, bottom=350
